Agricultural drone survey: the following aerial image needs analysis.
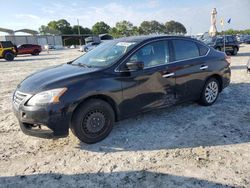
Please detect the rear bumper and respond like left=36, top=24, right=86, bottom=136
left=13, top=103, right=71, bottom=139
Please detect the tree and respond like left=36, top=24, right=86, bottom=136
left=109, top=27, right=120, bottom=38
left=165, top=21, right=187, bottom=34
left=55, top=19, right=72, bottom=34
left=39, top=19, right=72, bottom=35
left=115, top=20, right=134, bottom=37
left=92, top=21, right=111, bottom=35
left=72, top=25, right=92, bottom=35
left=139, top=20, right=166, bottom=35
left=39, top=25, right=60, bottom=35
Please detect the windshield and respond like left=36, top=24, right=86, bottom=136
left=72, top=40, right=137, bottom=68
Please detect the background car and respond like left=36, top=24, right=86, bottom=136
left=243, top=35, right=250, bottom=44
left=0, top=41, right=16, bottom=61
left=204, top=35, right=239, bottom=55
left=17, top=44, right=42, bottom=56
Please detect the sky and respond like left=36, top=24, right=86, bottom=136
left=1, top=0, right=250, bottom=35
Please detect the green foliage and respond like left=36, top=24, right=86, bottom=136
left=139, top=21, right=166, bottom=35
left=92, top=22, right=111, bottom=35
left=39, top=19, right=188, bottom=39
left=165, top=20, right=187, bottom=34
left=115, top=20, right=135, bottom=37
left=218, top=29, right=250, bottom=35
left=72, top=25, right=92, bottom=35
left=39, top=25, right=60, bottom=35
left=56, top=19, right=72, bottom=34
left=39, top=19, right=72, bottom=35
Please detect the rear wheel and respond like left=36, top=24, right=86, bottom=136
left=31, top=50, right=40, bottom=56
left=199, top=78, right=220, bottom=106
left=4, top=51, right=14, bottom=61
left=231, top=47, right=238, bottom=56
left=71, top=99, right=115, bottom=144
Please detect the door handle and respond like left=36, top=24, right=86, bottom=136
left=200, top=65, right=208, bottom=70
left=162, top=72, right=175, bottom=78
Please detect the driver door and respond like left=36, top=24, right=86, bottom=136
left=118, top=40, right=176, bottom=118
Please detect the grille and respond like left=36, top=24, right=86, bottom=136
left=13, top=91, right=29, bottom=108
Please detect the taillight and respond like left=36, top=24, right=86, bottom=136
left=225, top=55, right=231, bottom=65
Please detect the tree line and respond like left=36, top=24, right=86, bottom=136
left=218, top=29, right=250, bottom=35
left=39, top=19, right=187, bottom=37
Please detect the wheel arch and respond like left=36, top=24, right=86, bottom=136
left=71, top=94, right=120, bottom=123
left=2, top=50, right=14, bottom=56
left=205, top=74, right=223, bottom=92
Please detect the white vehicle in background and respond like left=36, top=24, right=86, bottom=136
left=44, top=44, right=55, bottom=50
left=79, top=42, right=101, bottom=52
left=79, top=34, right=113, bottom=52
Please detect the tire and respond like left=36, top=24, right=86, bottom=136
left=4, top=51, right=14, bottom=61
left=31, top=50, right=40, bottom=56
left=71, top=99, right=115, bottom=144
left=198, top=78, right=220, bottom=106
left=232, top=47, right=238, bottom=56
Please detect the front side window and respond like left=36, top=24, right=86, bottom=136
left=127, top=40, right=170, bottom=68
left=172, top=39, right=199, bottom=61
left=72, top=40, right=137, bottom=68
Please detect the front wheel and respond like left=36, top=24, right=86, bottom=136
left=71, top=99, right=115, bottom=144
left=4, top=52, right=14, bottom=61
left=199, top=78, right=220, bottom=106
left=231, top=47, right=238, bottom=56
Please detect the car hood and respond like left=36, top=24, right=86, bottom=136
left=17, top=63, right=100, bottom=94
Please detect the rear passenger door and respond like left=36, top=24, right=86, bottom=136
left=171, top=39, right=210, bottom=101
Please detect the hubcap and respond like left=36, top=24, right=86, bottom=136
left=83, top=111, right=106, bottom=134
left=205, top=81, right=218, bottom=103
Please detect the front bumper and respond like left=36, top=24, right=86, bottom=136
left=13, top=102, right=71, bottom=139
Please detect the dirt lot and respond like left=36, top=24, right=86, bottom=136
left=0, top=46, right=250, bottom=188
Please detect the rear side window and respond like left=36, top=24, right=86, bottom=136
left=197, top=43, right=209, bottom=56
left=172, top=39, right=199, bottom=61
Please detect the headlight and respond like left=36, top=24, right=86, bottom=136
left=27, top=88, right=67, bottom=106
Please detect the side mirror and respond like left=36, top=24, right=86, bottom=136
left=125, top=61, right=144, bottom=71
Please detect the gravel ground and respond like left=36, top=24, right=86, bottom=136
left=0, top=46, right=250, bottom=188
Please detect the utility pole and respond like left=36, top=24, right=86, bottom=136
left=77, top=19, right=82, bottom=46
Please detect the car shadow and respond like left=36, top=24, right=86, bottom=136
left=16, top=53, right=60, bottom=57
left=237, top=52, right=250, bottom=57
left=0, top=171, right=235, bottom=187
left=77, top=83, right=250, bottom=153
left=13, top=57, right=57, bottom=62
left=230, top=65, right=247, bottom=70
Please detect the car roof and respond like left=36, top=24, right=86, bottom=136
left=114, top=35, right=196, bottom=43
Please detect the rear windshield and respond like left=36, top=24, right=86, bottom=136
left=1, top=41, right=14, bottom=48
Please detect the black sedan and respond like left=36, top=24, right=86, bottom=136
left=12, top=36, right=231, bottom=144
